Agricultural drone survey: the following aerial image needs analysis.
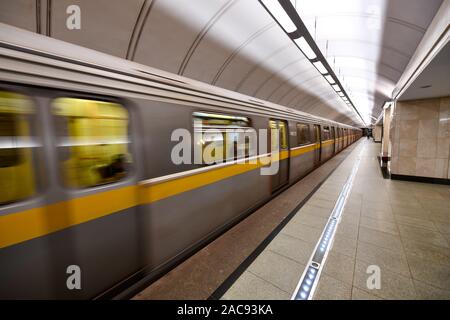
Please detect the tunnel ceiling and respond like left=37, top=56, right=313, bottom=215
left=292, top=0, right=443, bottom=124
left=0, top=0, right=444, bottom=127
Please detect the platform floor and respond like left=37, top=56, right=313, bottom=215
left=222, top=140, right=450, bottom=300
left=133, top=139, right=361, bottom=300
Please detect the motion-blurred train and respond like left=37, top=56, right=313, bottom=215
left=0, top=24, right=361, bottom=299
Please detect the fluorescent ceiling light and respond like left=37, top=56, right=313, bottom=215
left=324, top=75, right=335, bottom=84
left=332, top=84, right=340, bottom=91
left=313, top=61, right=327, bottom=74
left=294, top=37, right=316, bottom=60
left=261, top=0, right=296, bottom=33
left=338, top=92, right=345, bottom=97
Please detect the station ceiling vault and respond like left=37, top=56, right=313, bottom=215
left=0, top=0, right=444, bottom=126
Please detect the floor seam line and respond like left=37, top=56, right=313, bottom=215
left=246, top=270, right=292, bottom=295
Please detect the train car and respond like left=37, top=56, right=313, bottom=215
left=0, top=24, right=361, bottom=299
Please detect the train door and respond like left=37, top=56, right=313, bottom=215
left=343, top=128, right=347, bottom=147
left=336, top=127, right=341, bottom=152
left=339, top=128, right=342, bottom=151
left=313, top=124, right=321, bottom=166
left=50, top=96, right=142, bottom=298
left=331, top=127, right=337, bottom=154
left=269, top=119, right=289, bottom=192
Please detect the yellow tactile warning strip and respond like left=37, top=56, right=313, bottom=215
left=0, top=137, right=356, bottom=249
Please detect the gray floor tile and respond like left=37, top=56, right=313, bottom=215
left=392, top=205, right=430, bottom=220
left=413, top=189, right=446, bottom=201
left=413, top=280, right=450, bottom=300
left=394, top=215, right=437, bottom=231
left=311, top=192, right=339, bottom=203
left=389, top=198, right=423, bottom=209
left=293, top=212, right=328, bottom=230
left=307, top=198, right=336, bottom=210
left=313, top=274, right=352, bottom=300
left=336, top=221, right=359, bottom=240
left=360, top=216, right=399, bottom=236
left=430, top=212, right=450, bottom=224
left=343, top=203, right=362, bottom=216
left=362, top=200, right=392, bottom=213
left=267, top=233, right=315, bottom=265
left=353, top=260, right=417, bottom=300
left=351, top=287, right=383, bottom=300
left=281, top=220, right=322, bottom=244
left=358, top=226, right=404, bottom=253
left=299, top=204, right=333, bottom=219
left=221, top=271, right=290, bottom=300
left=402, top=238, right=450, bottom=267
left=248, top=250, right=305, bottom=293
left=361, top=208, right=396, bottom=223
left=322, top=251, right=355, bottom=285
left=331, top=234, right=357, bottom=258
left=398, top=224, right=449, bottom=248
left=435, top=221, right=450, bottom=235
left=356, top=241, right=410, bottom=277
left=340, top=212, right=360, bottom=226
left=407, top=253, right=450, bottom=291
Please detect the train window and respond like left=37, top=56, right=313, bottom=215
left=0, top=90, right=37, bottom=205
left=296, top=123, right=311, bottom=145
left=313, top=125, right=320, bottom=142
left=269, top=120, right=288, bottom=151
left=52, top=98, right=132, bottom=188
left=322, top=126, right=331, bottom=141
left=193, top=112, right=253, bottom=164
left=278, top=121, right=288, bottom=149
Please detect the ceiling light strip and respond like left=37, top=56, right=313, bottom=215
left=259, top=0, right=366, bottom=126
left=260, top=0, right=297, bottom=33
left=324, top=75, right=335, bottom=84
left=294, top=36, right=317, bottom=60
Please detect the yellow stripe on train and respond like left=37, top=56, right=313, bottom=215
left=0, top=141, right=338, bottom=249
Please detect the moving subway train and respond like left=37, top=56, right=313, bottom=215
left=0, top=25, right=361, bottom=299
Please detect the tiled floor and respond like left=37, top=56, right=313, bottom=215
left=222, top=140, right=450, bottom=300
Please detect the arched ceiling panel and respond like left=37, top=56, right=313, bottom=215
left=134, top=0, right=230, bottom=74
left=219, top=42, right=292, bottom=91
left=181, top=0, right=271, bottom=82
left=51, top=0, right=144, bottom=58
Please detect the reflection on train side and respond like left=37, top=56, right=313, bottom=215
left=52, top=97, right=132, bottom=188
left=193, top=112, right=255, bottom=164
left=0, top=91, right=36, bottom=205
